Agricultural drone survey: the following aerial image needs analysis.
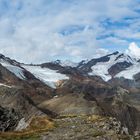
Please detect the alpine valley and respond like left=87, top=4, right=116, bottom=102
left=0, top=52, right=140, bottom=140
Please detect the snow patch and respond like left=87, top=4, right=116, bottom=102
left=15, top=118, right=29, bottom=131
left=0, top=83, right=12, bottom=88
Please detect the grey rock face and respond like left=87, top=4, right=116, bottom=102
left=0, top=106, right=20, bottom=132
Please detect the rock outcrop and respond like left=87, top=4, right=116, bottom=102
left=0, top=106, right=20, bottom=132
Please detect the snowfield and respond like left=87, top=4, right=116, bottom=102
left=22, top=65, right=69, bottom=88
left=0, top=59, right=25, bottom=80
left=116, top=63, right=140, bottom=80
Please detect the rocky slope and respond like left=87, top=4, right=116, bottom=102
left=42, top=114, right=139, bottom=140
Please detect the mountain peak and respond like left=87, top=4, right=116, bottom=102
left=52, top=59, right=78, bottom=67
left=0, top=53, right=5, bottom=59
left=112, top=51, right=119, bottom=55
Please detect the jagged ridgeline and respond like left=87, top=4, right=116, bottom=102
left=0, top=53, right=140, bottom=140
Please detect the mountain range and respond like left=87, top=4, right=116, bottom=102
left=0, top=52, right=140, bottom=140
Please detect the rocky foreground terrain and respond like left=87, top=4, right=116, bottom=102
left=0, top=52, right=140, bottom=139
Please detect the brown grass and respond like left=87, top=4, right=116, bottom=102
left=57, top=114, right=81, bottom=119
left=87, top=115, right=106, bottom=122
left=0, top=116, right=54, bottom=140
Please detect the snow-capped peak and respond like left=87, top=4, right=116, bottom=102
left=88, top=52, right=136, bottom=81
left=52, top=59, right=78, bottom=67
left=114, top=53, right=136, bottom=64
left=60, top=60, right=78, bottom=67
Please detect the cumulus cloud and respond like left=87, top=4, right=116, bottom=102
left=0, top=0, right=139, bottom=63
left=126, top=42, right=140, bottom=59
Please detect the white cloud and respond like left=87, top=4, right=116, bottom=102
left=126, top=42, right=140, bottom=59
left=0, top=0, right=139, bottom=63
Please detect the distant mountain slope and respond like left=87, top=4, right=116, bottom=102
left=77, top=51, right=137, bottom=81
left=0, top=54, right=70, bottom=89
left=1, top=52, right=140, bottom=88
left=0, top=52, right=140, bottom=89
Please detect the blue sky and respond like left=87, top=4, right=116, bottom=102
left=0, top=0, right=140, bottom=63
